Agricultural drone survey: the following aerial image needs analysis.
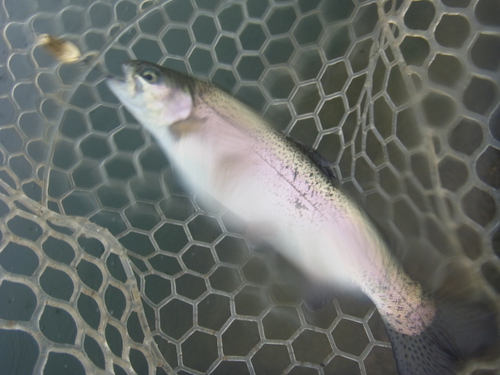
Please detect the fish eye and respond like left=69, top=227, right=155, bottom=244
left=141, top=69, right=159, bottom=83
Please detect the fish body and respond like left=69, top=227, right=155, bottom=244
left=107, top=61, right=499, bottom=374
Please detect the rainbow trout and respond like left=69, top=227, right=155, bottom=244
left=107, top=61, right=498, bottom=374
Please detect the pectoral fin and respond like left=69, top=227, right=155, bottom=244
left=170, top=118, right=204, bottom=139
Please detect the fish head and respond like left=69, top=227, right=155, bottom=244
left=106, top=60, right=194, bottom=132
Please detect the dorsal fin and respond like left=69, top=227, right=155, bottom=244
left=287, top=138, right=338, bottom=186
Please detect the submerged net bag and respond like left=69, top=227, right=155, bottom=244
left=0, top=0, right=498, bottom=373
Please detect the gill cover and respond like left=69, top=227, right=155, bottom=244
left=106, top=61, right=194, bottom=128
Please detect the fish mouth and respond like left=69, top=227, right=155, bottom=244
left=106, top=61, right=142, bottom=99
left=122, top=61, right=136, bottom=79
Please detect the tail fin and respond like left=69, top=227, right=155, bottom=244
left=385, top=298, right=499, bottom=375
left=385, top=263, right=500, bottom=375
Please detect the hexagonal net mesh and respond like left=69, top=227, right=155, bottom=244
left=0, top=0, right=498, bottom=374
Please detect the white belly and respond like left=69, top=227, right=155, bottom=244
left=161, top=122, right=358, bottom=286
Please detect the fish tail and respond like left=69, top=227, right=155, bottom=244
left=384, top=263, right=500, bottom=375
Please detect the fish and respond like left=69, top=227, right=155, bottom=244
left=106, top=60, right=499, bottom=374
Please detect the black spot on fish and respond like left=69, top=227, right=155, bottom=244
left=294, top=200, right=306, bottom=211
